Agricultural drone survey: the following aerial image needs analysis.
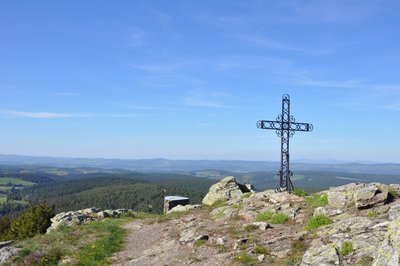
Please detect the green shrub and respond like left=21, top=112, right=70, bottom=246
left=270, top=213, right=289, bottom=224
left=234, top=252, right=257, bottom=265
left=305, top=214, right=332, bottom=230
left=255, top=211, right=273, bottom=222
left=340, top=241, right=354, bottom=256
left=6, top=200, right=54, bottom=240
left=306, top=194, right=328, bottom=208
left=230, top=204, right=240, bottom=209
left=293, top=188, right=308, bottom=197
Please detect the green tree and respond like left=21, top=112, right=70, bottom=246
left=6, top=200, right=54, bottom=240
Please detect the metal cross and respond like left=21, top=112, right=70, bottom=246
left=257, top=94, right=313, bottom=192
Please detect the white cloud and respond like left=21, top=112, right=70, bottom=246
left=2, top=110, right=73, bottom=119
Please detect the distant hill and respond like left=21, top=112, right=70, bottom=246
left=0, top=154, right=400, bottom=175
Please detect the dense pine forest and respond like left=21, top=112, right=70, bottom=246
left=0, top=166, right=216, bottom=220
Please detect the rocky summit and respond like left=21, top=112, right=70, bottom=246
left=4, top=177, right=400, bottom=265
left=111, top=178, right=400, bottom=265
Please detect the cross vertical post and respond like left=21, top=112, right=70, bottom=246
left=257, top=94, right=313, bottom=192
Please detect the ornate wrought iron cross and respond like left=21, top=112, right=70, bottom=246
left=257, top=94, right=313, bottom=192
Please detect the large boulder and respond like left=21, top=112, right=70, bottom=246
left=301, top=243, right=339, bottom=266
left=202, top=176, right=253, bottom=205
left=0, top=246, right=18, bottom=264
left=327, top=183, right=391, bottom=209
left=47, top=207, right=129, bottom=232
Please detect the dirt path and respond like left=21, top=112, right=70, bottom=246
left=111, top=217, right=234, bottom=266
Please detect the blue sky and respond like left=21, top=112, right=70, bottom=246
left=1, top=1, right=400, bottom=162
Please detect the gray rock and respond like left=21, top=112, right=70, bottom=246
left=0, top=241, right=13, bottom=249
left=301, top=243, right=339, bottom=266
left=167, top=204, right=200, bottom=213
left=217, top=237, right=225, bottom=245
left=47, top=208, right=130, bottom=232
left=0, top=246, right=18, bottom=263
left=258, top=254, right=265, bottom=262
left=202, top=176, right=251, bottom=205
left=327, top=183, right=390, bottom=209
left=373, top=217, right=400, bottom=266
left=314, top=206, right=344, bottom=217
left=388, top=204, right=400, bottom=220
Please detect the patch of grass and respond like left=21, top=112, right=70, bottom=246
left=213, top=210, right=225, bottom=219
left=282, top=256, right=302, bottom=266
left=255, top=211, right=273, bottom=222
left=282, top=239, right=308, bottom=266
left=19, top=247, right=32, bottom=257
left=340, top=241, right=354, bottom=256
left=305, top=214, right=333, bottom=230
left=306, top=193, right=328, bottom=208
left=241, top=193, right=251, bottom=199
left=194, top=239, right=207, bottom=247
left=230, top=204, right=241, bottom=209
left=0, top=196, right=6, bottom=204
left=217, top=244, right=228, bottom=253
left=212, top=201, right=228, bottom=208
left=243, top=224, right=258, bottom=232
left=0, top=186, right=11, bottom=192
left=367, top=210, right=378, bottom=219
left=270, top=213, right=289, bottom=224
left=15, top=218, right=128, bottom=266
left=293, top=187, right=308, bottom=197
left=254, top=245, right=270, bottom=255
left=234, top=252, right=257, bottom=266
left=389, top=189, right=399, bottom=197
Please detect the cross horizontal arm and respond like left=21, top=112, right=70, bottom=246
left=257, top=120, right=313, bottom=132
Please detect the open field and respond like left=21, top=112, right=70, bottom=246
left=0, top=177, right=36, bottom=186
left=0, top=186, right=11, bottom=192
left=0, top=195, right=7, bottom=204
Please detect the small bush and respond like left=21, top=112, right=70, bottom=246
left=234, top=252, right=257, bottom=266
left=255, top=211, right=273, bottom=222
left=293, top=188, right=308, bottom=197
left=306, top=194, right=328, bottom=208
left=230, top=204, right=240, bottom=209
left=254, top=245, right=270, bottom=255
left=305, top=214, right=332, bottom=230
left=270, top=213, right=289, bottom=224
left=340, top=241, right=354, bottom=256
